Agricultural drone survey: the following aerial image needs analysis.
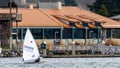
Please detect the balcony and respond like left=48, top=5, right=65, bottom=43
left=0, top=13, right=22, bottom=22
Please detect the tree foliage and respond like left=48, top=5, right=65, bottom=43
left=88, top=0, right=120, bottom=17
left=64, top=0, right=78, bottom=6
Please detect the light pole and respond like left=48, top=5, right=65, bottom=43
left=54, top=31, right=59, bottom=46
left=89, top=31, right=93, bottom=45
left=72, top=26, right=75, bottom=55
left=55, top=31, right=59, bottom=39
left=85, top=27, right=88, bottom=45
left=89, top=31, right=93, bottom=39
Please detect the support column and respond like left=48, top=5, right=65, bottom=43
left=60, top=28, right=63, bottom=40
left=101, top=40, right=105, bottom=55
left=102, top=29, right=106, bottom=39
left=98, top=27, right=101, bottom=43
left=43, top=49, right=47, bottom=57
left=85, top=27, right=88, bottom=45
left=42, top=42, right=47, bottom=57
left=9, top=0, right=13, bottom=49
left=42, top=28, right=44, bottom=42
left=101, top=29, right=106, bottom=55
left=110, top=29, right=113, bottom=38
left=72, top=41, right=75, bottom=55
left=72, top=27, right=75, bottom=42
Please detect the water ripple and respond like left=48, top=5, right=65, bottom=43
left=1, top=57, right=120, bottom=68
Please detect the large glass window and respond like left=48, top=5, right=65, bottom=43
left=112, top=28, right=120, bottom=38
left=106, top=28, right=120, bottom=38
left=13, top=28, right=62, bottom=39
left=63, top=28, right=85, bottom=39
left=30, top=28, right=42, bottom=39
left=44, top=29, right=60, bottom=39
left=106, top=29, right=111, bottom=38
left=44, top=29, right=53, bottom=39
left=22, top=28, right=43, bottom=39
left=63, top=28, right=71, bottom=39
left=88, top=28, right=98, bottom=39
left=22, top=28, right=27, bottom=39
left=18, top=29, right=22, bottom=39
left=74, top=28, right=85, bottom=39
left=13, top=28, right=108, bottom=40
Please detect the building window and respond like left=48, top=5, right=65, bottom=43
left=44, top=29, right=60, bottom=39
left=63, top=28, right=85, bottom=39
left=106, top=29, right=111, bottom=38
left=112, top=28, right=120, bottom=38
left=63, top=28, right=71, bottom=39
left=30, top=29, right=42, bottom=39
left=74, top=28, right=85, bottom=39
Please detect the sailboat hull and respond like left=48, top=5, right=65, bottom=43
left=24, top=58, right=40, bottom=63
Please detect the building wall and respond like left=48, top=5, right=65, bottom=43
left=12, top=27, right=120, bottom=51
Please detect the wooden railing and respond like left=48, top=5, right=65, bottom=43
left=0, top=13, right=22, bottom=22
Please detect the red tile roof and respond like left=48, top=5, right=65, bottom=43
left=0, top=8, right=70, bottom=28
left=0, top=6, right=120, bottom=28
left=41, top=6, right=120, bottom=28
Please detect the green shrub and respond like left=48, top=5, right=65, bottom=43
left=1, top=45, right=10, bottom=49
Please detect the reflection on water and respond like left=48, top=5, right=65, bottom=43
left=0, top=57, right=120, bottom=68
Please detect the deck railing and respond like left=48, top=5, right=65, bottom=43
left=52, top=45, right=120, bottom=54
left=0, top=13, right=22, bottom=22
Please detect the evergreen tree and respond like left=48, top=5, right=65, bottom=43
left=98, top=4, right=109, bottom=16
left=88, top=0, right=120, bottom=17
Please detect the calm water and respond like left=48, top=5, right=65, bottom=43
left=0, top=57, right=120, bottom=68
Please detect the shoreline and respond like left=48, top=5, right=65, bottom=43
left=1, top=54, right=120, bottom=58
left=43, top=54, right=120, bottom=58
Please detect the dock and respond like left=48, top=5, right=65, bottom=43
left=41, top=45, right=120, bottom=58
left=1, top=44, right=120, bottom=58
left=44, top=54, right=120, bottom=58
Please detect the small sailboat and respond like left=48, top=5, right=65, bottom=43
left=22, top=28, right=40, bottom=63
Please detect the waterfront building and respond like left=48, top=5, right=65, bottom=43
left=0, top=1, right=120, bottom=50
left=13, top=4, right=120, bottom=48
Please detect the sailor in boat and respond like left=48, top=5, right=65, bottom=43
left=35, top=56, right=40, bottom=62
left=22, top=56, right=40, bottom=63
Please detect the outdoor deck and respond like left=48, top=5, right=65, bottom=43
left=42, top=44, right=120, bottom=58
left=51, top=45, right=120, bottom=54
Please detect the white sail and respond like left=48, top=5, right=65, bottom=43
left=23, top=28, right=40, bottom=63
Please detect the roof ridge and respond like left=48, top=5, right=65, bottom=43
left=38, top=9, right=63, bottom=27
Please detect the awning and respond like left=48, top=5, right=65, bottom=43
left=88, top=23, right=97, bottom=28
left=53, top=15, right=79, bottom=22
left=75, top=23, right=84, bottom=28
left=66, top=15, right=93, bottom=22
left=78, top=15, right=105, bottom=23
